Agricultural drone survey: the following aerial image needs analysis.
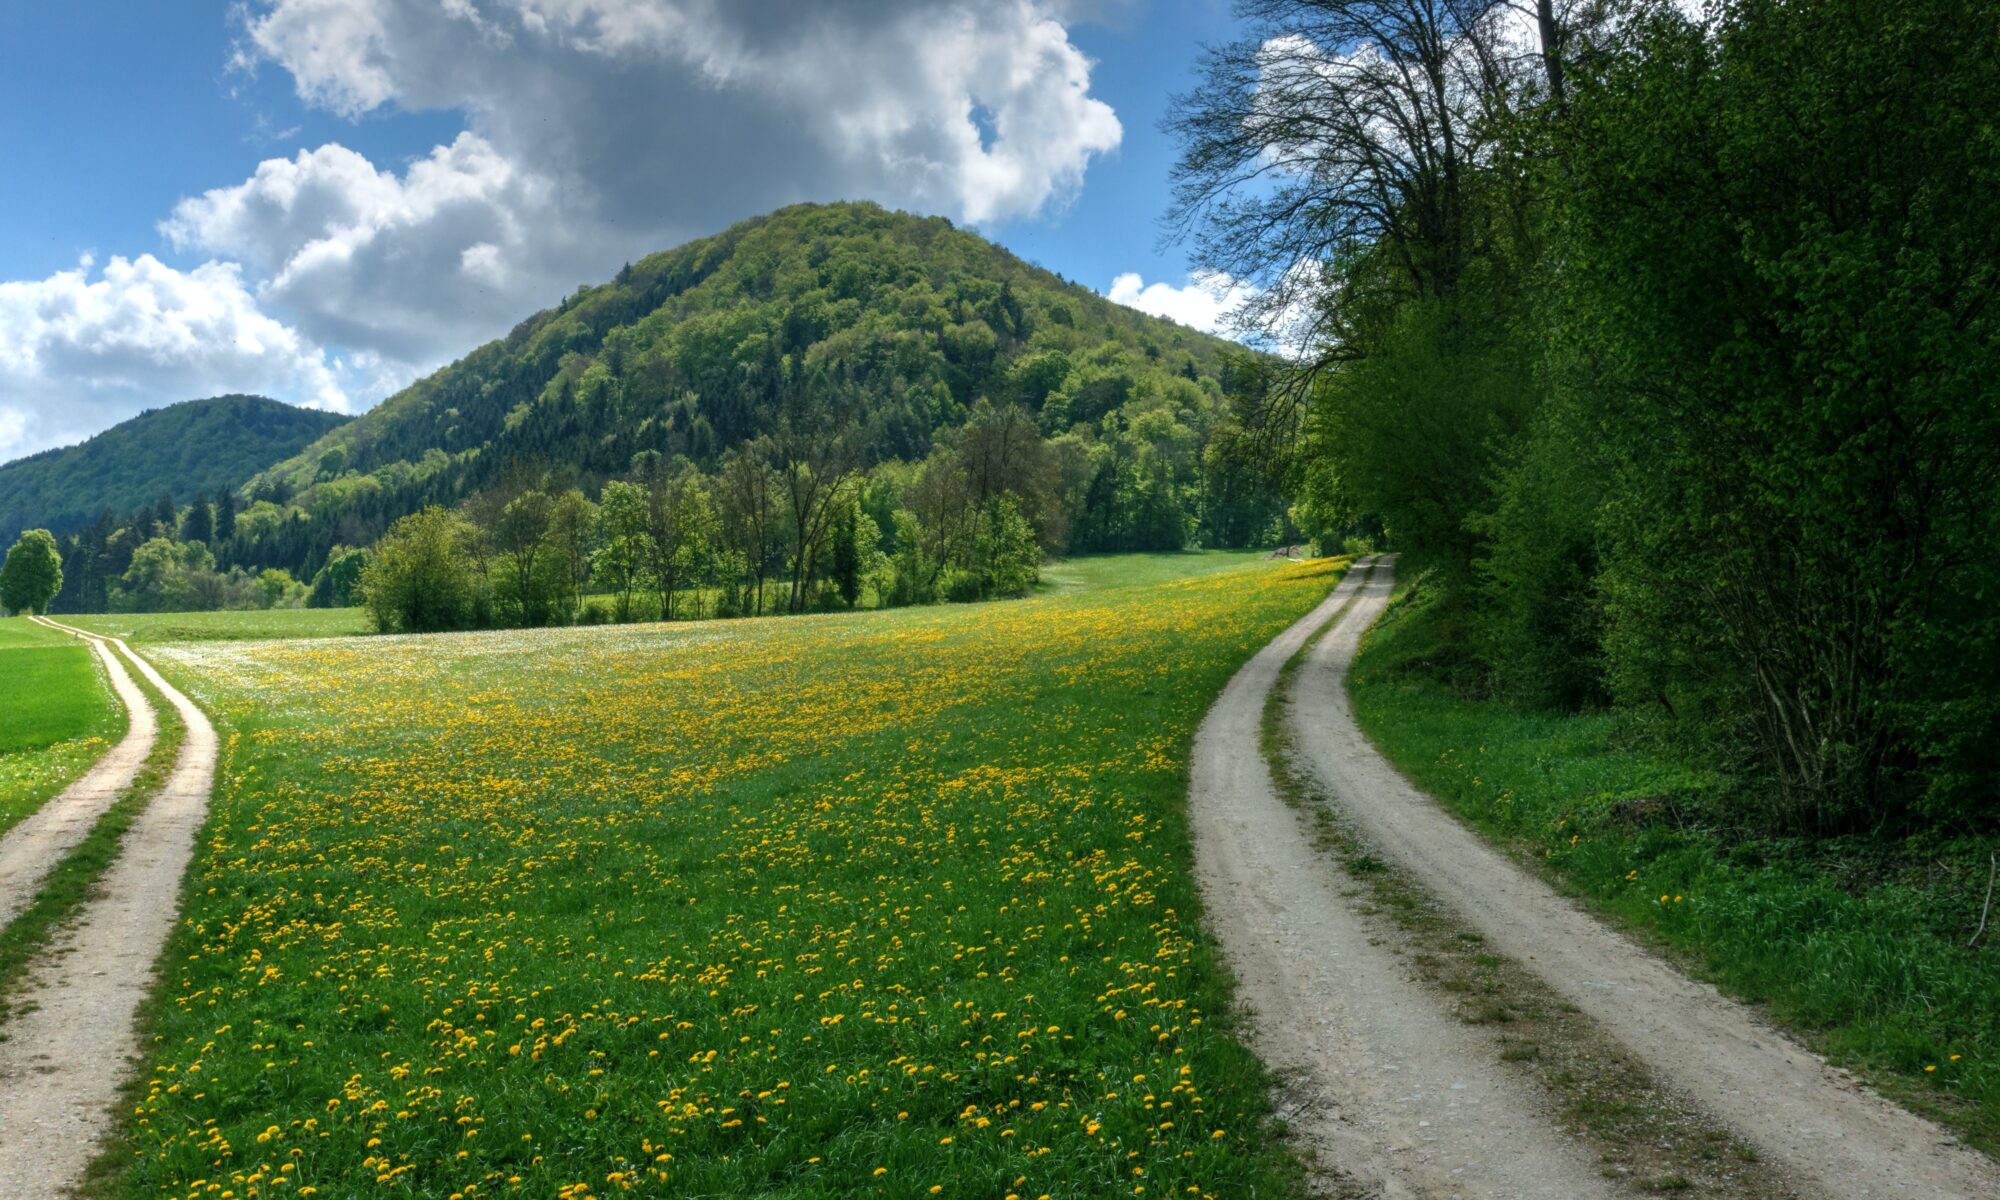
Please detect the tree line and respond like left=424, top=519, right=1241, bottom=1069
left=1171, top=0, right=1998, bottom=833
left=361, top=399, right=1086, bottom=632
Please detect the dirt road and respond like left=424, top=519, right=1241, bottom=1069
left=0, top=619, right=220, bottom=1196
left=1190, top=558, right=1620, bottom=1198
left=1274, top=558, right=1999, bottom=1198
left=0, top=620, right=155, bottom=929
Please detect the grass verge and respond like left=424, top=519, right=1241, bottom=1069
left=1346, top=575, right=2000, bottom=1154
left=1260, top=592, right=1786, bottom=1197
left=0, top=617, right=124, bottom=837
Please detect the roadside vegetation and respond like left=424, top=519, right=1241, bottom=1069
left=1350, top=579, right=2000, bottom=1151
left=93, top=555, right=1339, bottom=1200
left=1171, top=0, right=1996, bottom=839
left=0, top=617, right=120, bottom=837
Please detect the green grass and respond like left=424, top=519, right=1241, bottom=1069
left=1038, top=549, right=1283, bottom=594
left=67, top=606, right=371, bottom=645
left=1346, top=576, right=2000, bottom=1152
left=0, top=617, right=122, bottom=837
left=91, top=553, right=1344, bottom=1200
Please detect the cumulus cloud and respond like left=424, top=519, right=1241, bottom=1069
left=237, top=0, right=1120, bottom=226
left=3, top=1, right=1126, bottom=458
left=1107, top=271, right=1256, bottom=336
left=0, top=254, right=352, bottom=459
left=193, top=0, right=1123, bottom=371
left=162, top=134, right=577, bottom=364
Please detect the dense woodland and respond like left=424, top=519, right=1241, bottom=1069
left=0, top=395, right=345, bottom=547
left=1170, top=0, right=1997, bottom=833
left=39, top=204, right=1294, bottom=624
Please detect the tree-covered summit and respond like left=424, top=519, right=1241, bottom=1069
left=247, top=201, right=1267, bottom=557
left=0, top=395, right=348, bottom=547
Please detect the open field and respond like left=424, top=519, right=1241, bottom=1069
left=67, top=608, right=372, bottom=646
left=1347, top=577, right=2000, bottom=1152
left=1037, top=551, right=1283, bottom=595
left=0, top=617, right=121, bottom=836
left=94, top=554, right=1344, bottom=1200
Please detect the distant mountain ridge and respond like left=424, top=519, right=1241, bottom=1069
left=0, top=396, right=350, bottom=544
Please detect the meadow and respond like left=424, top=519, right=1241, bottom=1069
left=0, top=617, right=120, bottom=836
left=69, top=608, right=372, bottom=646
left=97, top=554, right=1345, bottom=1200
left=1347, top=578, right=2000, bottom=1151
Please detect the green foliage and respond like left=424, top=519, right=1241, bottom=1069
left=357, top=507, right=485, bottom=633
left=307, top=548, right=369, bottom=608
left=1475, top=400, right=1606, bottom=711
left=0, top=529, right=63, bottom=615
left=1306, top=291, right=1539, bottom=587
left=109, top=537, right=291, bottom=613
left=0, top=395, right=346, bottom=545
left=1186, top=0, right=1998, bottom=834
left=1549, top=0, right=2000, bottom=828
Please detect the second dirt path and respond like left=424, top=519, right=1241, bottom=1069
left=0, top=619, right=156, bottom=929
left=0, top=620, right=220, bottom=1197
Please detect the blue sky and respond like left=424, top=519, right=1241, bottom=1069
left=0, top=1, right=1251, bottom=460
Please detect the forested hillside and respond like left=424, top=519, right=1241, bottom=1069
left=50, top=203, right=1290, bottom=620
left=244, top=203, right=1276, bottom=565
left=0, top=395, right=347, bottom=545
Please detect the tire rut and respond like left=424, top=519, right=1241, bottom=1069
left=1191, top=558, right=1618, bottom=1199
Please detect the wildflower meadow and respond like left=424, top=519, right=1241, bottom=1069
left=103, top=556, right=1344, bottom=1200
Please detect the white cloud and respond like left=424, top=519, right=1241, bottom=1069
left=0, top=254, right=352, bottom=458
left=1107, top=271, right=1256, bottom=336
left=236, top=0, right=1120, bottom=233
left=162, top=134, right=577, bottom=365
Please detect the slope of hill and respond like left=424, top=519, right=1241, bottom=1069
left=242, top=202, right=1265, bottom=557
left=0, top=396, right=349, bottom=543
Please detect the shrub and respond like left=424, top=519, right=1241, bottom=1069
left=357, top=507, right=484, bottom=634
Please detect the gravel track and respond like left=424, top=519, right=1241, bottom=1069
left=0, top=620, right=219, bottom=1196
left=1190, top=558, right=1618, bottom=1198
left=1285, top=557, right=2000, bottom=1199
left=0, top=619, right=155, bottom=931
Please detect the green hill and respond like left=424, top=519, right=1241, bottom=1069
left=241, top=202, right=1271, bottom=561
left=0, top=395, right=348, bottom=543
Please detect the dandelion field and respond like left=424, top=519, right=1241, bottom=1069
left=102, top=555, right=1344, bottom=1200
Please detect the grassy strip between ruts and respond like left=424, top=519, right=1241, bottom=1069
left=85, top=554, right=1345, bottom=1200
left=1260, top=587, right=1787, bottom=1198
left=0, top=643, right=184, bottom=1024
left=1346, top=576, right=2000, bottom=1156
